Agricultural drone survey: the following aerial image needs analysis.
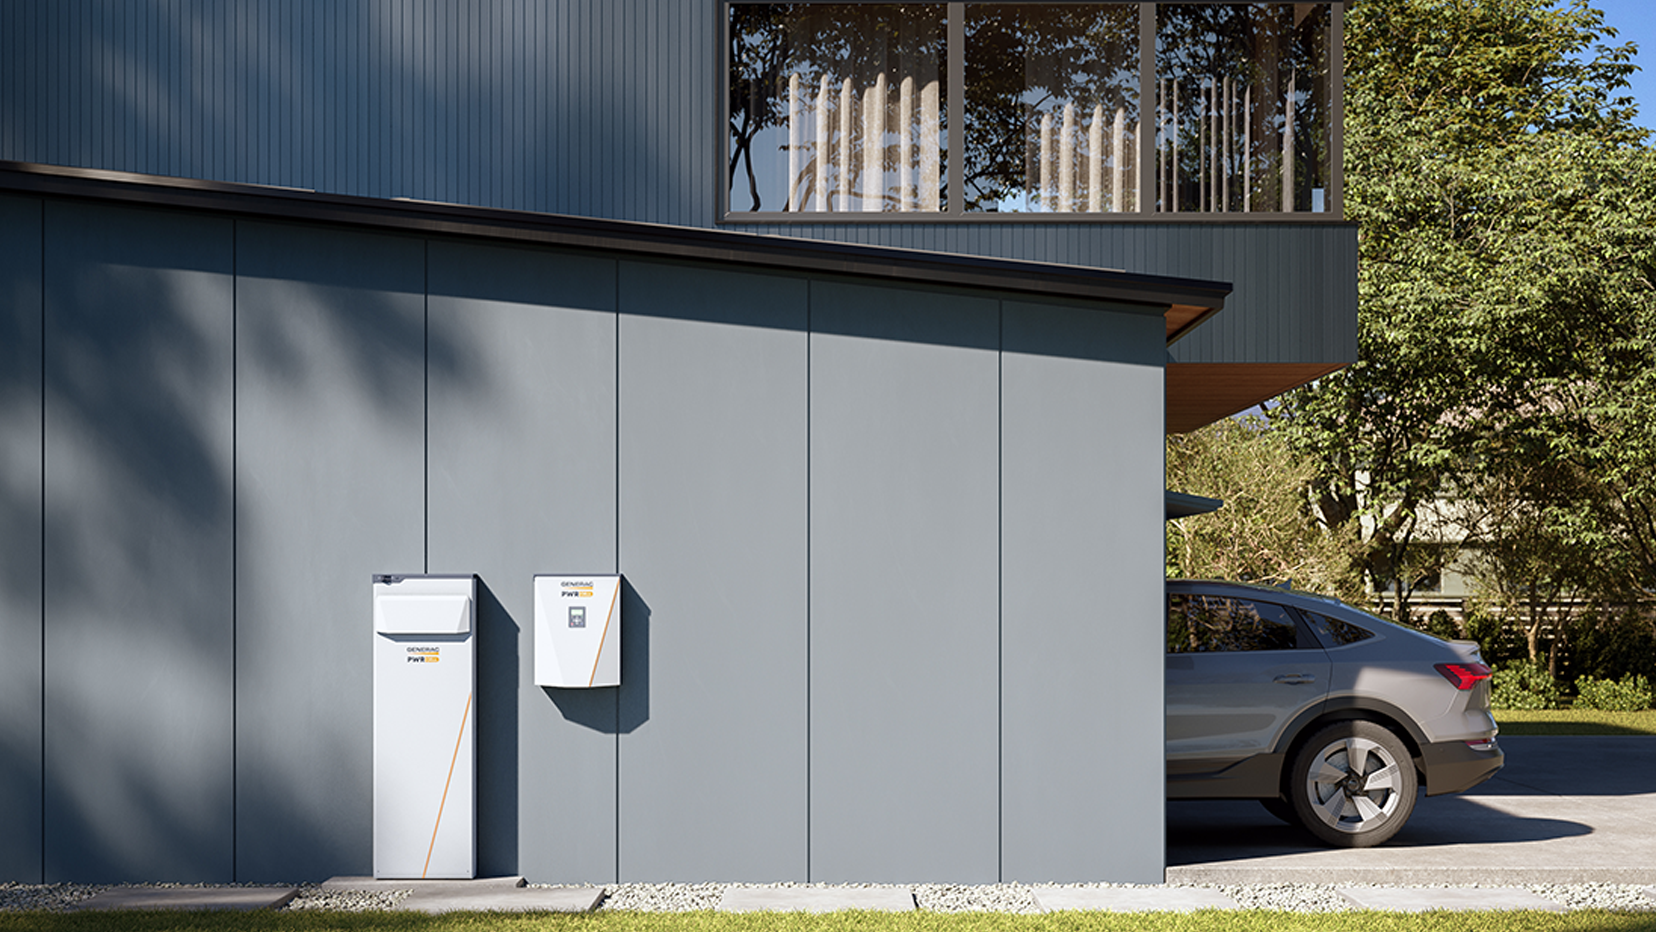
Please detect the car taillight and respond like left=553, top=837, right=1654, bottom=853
left=1435, top=662, right=1492, bottom=690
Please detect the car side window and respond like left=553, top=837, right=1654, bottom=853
left=1167, top=594, right=1302, bottom=653
left=1302, top=610, right=1375, bottom=647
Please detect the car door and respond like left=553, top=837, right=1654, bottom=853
left=1165, top=591, right=1332, bottom=769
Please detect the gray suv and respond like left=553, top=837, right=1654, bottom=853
left=1166, top=579, right=1504, bottom=847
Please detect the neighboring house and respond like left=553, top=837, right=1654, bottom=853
left=0, top=2, right=1356, bottom=885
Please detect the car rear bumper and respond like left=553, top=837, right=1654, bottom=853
left=1420, top=737, right=1504, bottom=796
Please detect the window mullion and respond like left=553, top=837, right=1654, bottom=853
left=947, top=2, right=964, bottom=216
left=1138, top=2, right=1155, bottom=215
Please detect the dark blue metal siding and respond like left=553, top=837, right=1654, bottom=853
left=729, top=221, right=1358, bottom=364
left=0, top=0, right=721, bottom=222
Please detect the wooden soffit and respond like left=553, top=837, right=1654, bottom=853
left=1166, top=361, right=1347, bottom=434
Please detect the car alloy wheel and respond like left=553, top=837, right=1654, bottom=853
left=1289, top=721, right=1417, bottom=847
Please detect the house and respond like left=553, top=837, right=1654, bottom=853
left=0, top=1, right=1356, bottom=885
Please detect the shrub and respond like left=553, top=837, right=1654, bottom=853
left=1464, top=605, right=1525, bottom=666
left=1570, top=610, right=1656, bottom=683
left=1423, top=610, right=1461, bottom=641
left=1574, top=673, right=1654, bottom=712
left=1491, top=659, right=1563, bottom=710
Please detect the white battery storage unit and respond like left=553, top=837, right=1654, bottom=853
left=534, top=575, right=621, bottom=687
left=372, top=574, right=476, bottom=879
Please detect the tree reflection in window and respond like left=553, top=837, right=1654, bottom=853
left=729, top=4, right=947, bottom=213
left=1155, top=4, right=1330, bottom=213
left=1168, top=594, right=1300, bottom=652
left=964, top=5, right=1138, bottom=212
left=1303, top=611, right=1374, bottom=647
left=728, top=3, right=1335, bottom=216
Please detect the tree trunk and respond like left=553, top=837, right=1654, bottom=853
left=1525, top=594, right=1542, bottom=662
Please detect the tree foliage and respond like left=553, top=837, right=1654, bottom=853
left=1166, top=417, right=1363, bottom=602
left=1268, top=0, right=1656, bottom=633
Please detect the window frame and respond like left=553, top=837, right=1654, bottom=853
left=719, top=0, right=1345, bottom=223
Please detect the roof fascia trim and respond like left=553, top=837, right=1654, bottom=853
left=0, top=160, right=1230, bottom=318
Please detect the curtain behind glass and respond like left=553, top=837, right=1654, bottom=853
left=1156, top=4, right=1330, bottom=213
left=964, top=5, right=1139, bottom=213
left=729, top=4, right=947, bottom=213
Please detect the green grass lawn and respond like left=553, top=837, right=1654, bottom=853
left=1494, top=708, right=1656, bottom=735
left=4, top=911, right=1656, bottom=932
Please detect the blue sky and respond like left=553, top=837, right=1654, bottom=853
left=1582, top=0, right=1654, bottom=132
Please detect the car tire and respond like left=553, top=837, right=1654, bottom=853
left=1259, top=796, right=1297, bottom=825
left=1288, top=721, right=1418, bottom=848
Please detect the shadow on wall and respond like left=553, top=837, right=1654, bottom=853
left=0, top=0, right=700, bottom=221
left=475, top=579, right=519, bottom=877
left=3, top=199, right=493, bottom=883
left=542, top=578, right=650, bottom=735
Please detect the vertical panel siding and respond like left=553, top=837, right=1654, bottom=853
left=4, top=192, right=1198, bottom=884
left=727, top=221, right=1359, bottom=365
left=0, top=0, right=714, bottom=222
left=809, top=282, right=1001, bottom=882
left=234, top=222, right=426, bottom=881
left=0, top=195, right=45, bottom=883
left=999, top=301, right=1166, bottom=882
left=616, top=264, right=810, bottom=882
left=425, top=241, right=620, bottom=882
left=42, top=202, right=236, bottom=882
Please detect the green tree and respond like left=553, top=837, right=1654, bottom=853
left=1269, top=0, right=1651, bottom=624
left=1166, top=417, right=1363, bottom=602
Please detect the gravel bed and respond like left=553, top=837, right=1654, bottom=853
left=591, top=882, right=724, bottom=911
left=0, top=883, right=107, bottom=912
left=283, top=884, right=409, bottom=911
left=915, top=883, right=1041, bottom=913
left=1527, top=883, right=1656, bottom=912
left=3, top=880, right=1653, bottom=913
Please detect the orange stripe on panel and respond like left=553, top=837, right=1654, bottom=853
left=422, top=691, right=472, bottom=878
left=588, top=582, right=620, bottom=687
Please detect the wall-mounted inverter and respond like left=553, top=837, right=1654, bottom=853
left=372, top=574, right=476, bottom=879
left=535, top=575, right=621, bottom=687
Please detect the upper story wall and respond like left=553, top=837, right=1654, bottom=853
left=1, top=0, right=720, bottom=222
left=0, top=0, right=1355, bottom=368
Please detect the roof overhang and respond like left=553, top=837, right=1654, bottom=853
left=0, top=160, right=1231, bottom=321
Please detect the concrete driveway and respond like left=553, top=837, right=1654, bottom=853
left=1165, top=735, right=1656, bottom=884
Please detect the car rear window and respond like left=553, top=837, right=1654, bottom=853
left=1168, top=594, right=1300, bottom=653
left=1303, top=611, right=1375, bottom=646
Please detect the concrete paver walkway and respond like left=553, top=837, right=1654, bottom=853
left=322, top=876, right=603, bottom=913
left=76, top=887, right=299, bottom=911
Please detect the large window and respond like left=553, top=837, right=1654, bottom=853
left=1156, top=4, right=1332, bottom=213
left=728, top=4, right=948, bottom=213
left=964, top=5, right=1139, bottom=212
left=726, top=2, right=1340, bottom=218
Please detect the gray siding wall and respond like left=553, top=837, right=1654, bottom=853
left=1, top=195, right=1167, bottom=884
left=426, top=242, right=621, bottom=882
left=809, top=283, right=1002, bottom=882
left=999, top=300, right=1166, bottom=882
left=616, top=263, right=810, bottom=882
left=0, top=195, right=44, bottom=882
left=0, top=0, right=1355, bottom=368
left=234, top=222, right=428, bottom=880
left=42, top=203, right=236, bottom=882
